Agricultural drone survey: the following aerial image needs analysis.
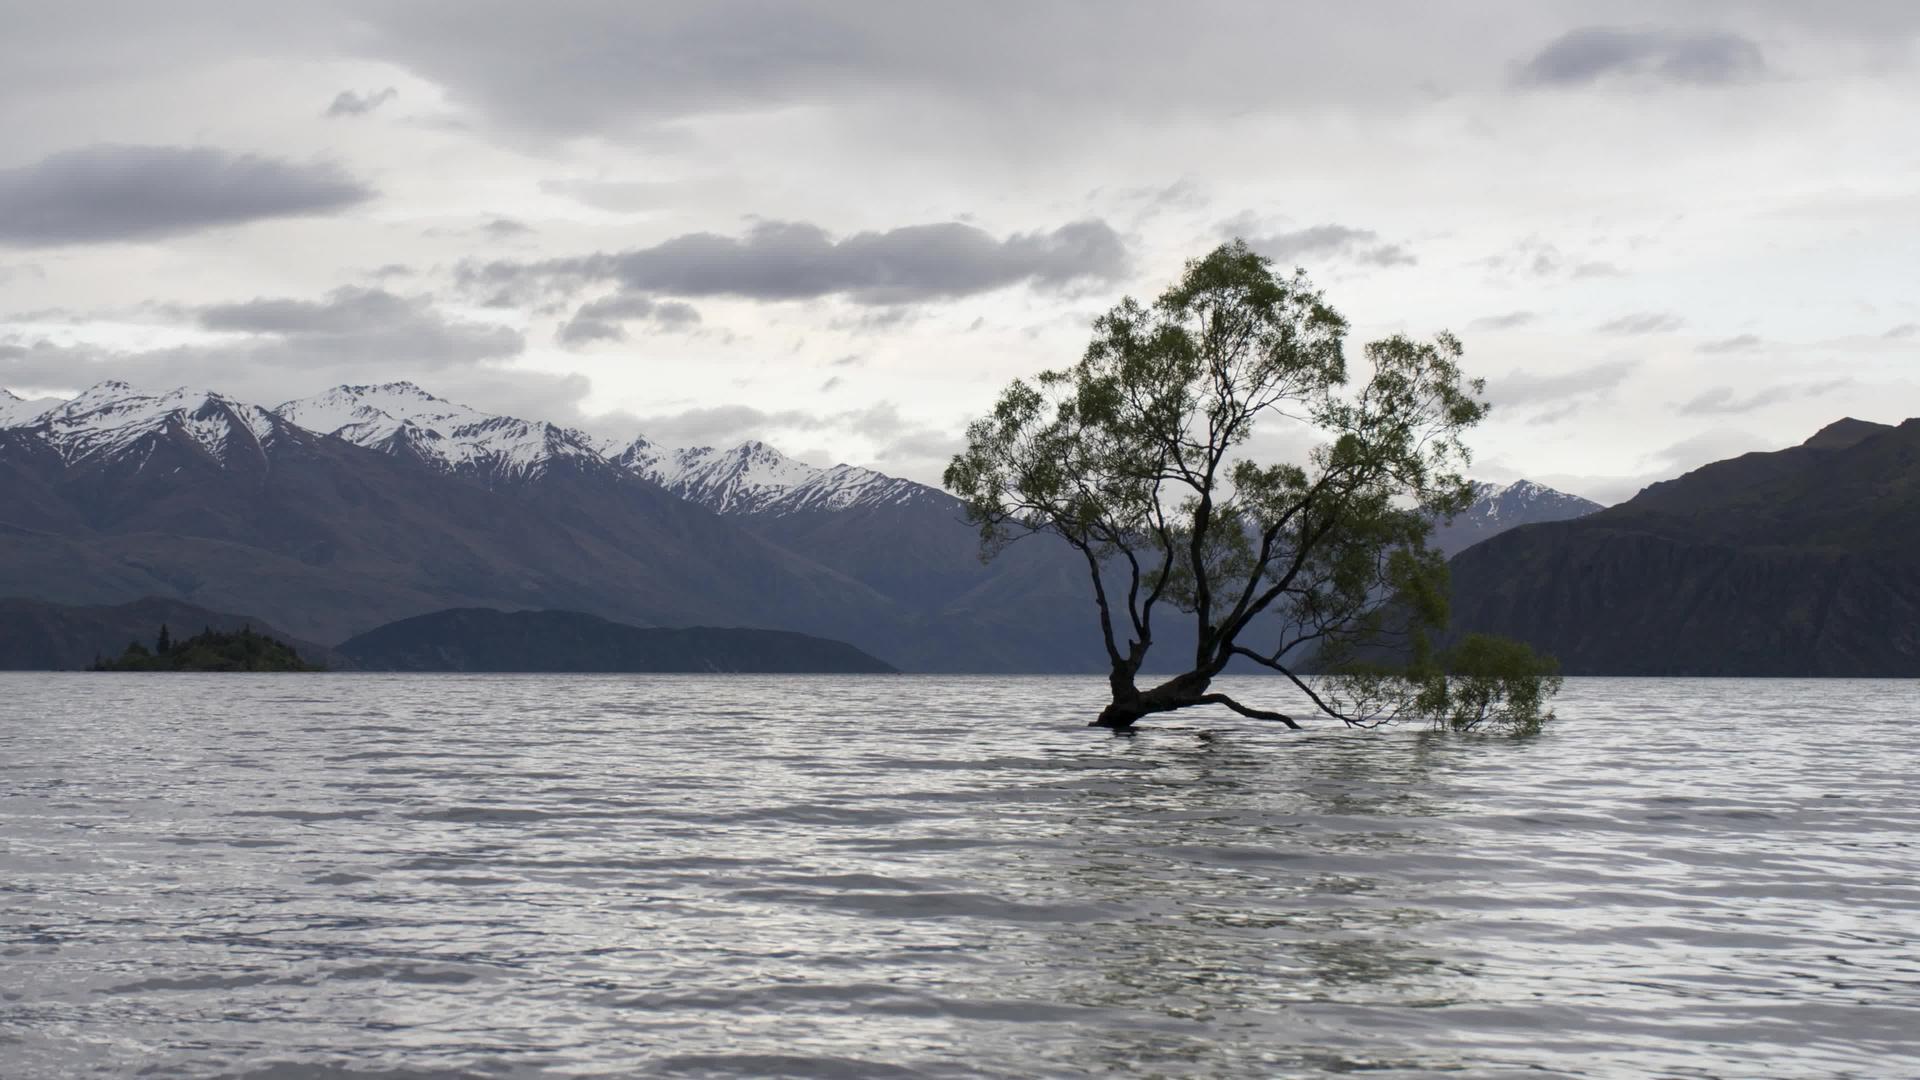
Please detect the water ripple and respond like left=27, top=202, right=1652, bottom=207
left=1, top=673, right=1916, bottom=1078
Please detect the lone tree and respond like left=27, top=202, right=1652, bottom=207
left=945, top=241, right=1558, bottom=733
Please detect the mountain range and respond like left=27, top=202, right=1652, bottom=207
left=0, top=379, right=1600, bottom=672
left=1449, top=417, right=1920, bottom=675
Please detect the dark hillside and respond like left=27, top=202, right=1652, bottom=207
left=1448, top=418, right=1920, bottom=675
left=337, top=607, right=897, bottom=673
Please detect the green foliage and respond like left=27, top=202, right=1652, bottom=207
left=1320, top=634, right=1560, bottom=736
left=945, top=239, right=1560, bottom=731
left=1422, top=634, right=1563, bottom=735
left=91, top=625, right=322, bottom=672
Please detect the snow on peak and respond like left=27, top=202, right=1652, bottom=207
left=642, top=439, right=825, bottom=514
left=1461, top=478, right=1600, bottom=526
left=6, top=376, right=945, bottom=510
left=32, top=381, right=279, bottom=465
left=273, top=382, right=600, bottom=481
left=275, top=381, right=481, bottom=442
left=614, top=433, right=943, bottom=516
left=772, top=463, right=942, bottom=514
left=0, top=388, right=65, bottom=428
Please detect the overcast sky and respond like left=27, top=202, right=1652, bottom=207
left=1, top=1, right=1915, bottom=502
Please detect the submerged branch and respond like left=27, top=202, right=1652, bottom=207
left=1192, top=693, right=1302, bottom=729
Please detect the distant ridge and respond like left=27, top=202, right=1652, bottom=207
left=1431, top=479, right=1602, bottom=557
left=1449, top=417, right=1920, bottom=675
left=0, top=596, right=343, bottom=671
left=336, top=607, right=898, bottom=673
left=1800, top=416, right=1891, bottom=451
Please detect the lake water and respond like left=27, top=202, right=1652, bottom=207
left=1, top=674, right=1916, bottom=1079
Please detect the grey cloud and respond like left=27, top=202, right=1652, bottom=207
left=1488, top=360, right=1637, bottom=416
left=1516, top=27, right=1768, bottom=88
left=196, top=286, right=523, bottom=367
left=201, top=287, right=415, bottom=334
left=356, top=3, right=876, bottom=136
left=0, top=145, right=372, bottom=246
left=1469, top=311, right=1536, bottom=331
left=634, top=404, right=810, bottom=447
left=1239, top=223, right=1415, bottom=269
left=831, top=307, right=921, bottom=333
left=873, top=428, right=962, bottom=472
left=576, top=293, right=675, bottom=322
left=1698, top=333, right=1761, bottom=354
left=0, top=330, right=521, bottom=407
left=1597, top=311, right=1685, bottom=335
left=464, top=218, right=1127, bottom=307
left=336, top=3, right=1625, bottom=143
left=633, top=398, right=935, bottom=450
left=558, top=292, right=702, bottom=345
left=1677, top=379, right=1849, bottom=416
left=836, top=401, right=917, bottom=441
left=482, top=217, right=533, bottom=238
left=325, top=87, right=397, bottom=117
left=1121, top=177, right=1208, bottom=220
left=1886, top=323, right=1917, bottom=340
left=1643, top=428, right=1773, bottom=475
left=829, top=354, right=864, bottom=367
left=2, top=332, right=598, bottom=437
left=1481, top=238, right=1622, bottom=280
left=820, top=375, right=843, bottom=392
left=557, top=318, right=624, bottom=345
left=652, top=301, right=702, bottom=327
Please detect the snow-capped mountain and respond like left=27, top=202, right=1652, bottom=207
left=612, top=436, right=946, bottom=517
left=274, top=382, right=604, bottom=483
left=0, top=388, right=62, bottom=428
left=21, top=381, right=289, bottom=468
left=771, top=463, right=942, bottom=515
left=1432, top=479, right=1603, bottom=557
left=10, top=377, right=941, bottom=512
left=1467, top=479, right=1603, bottom=525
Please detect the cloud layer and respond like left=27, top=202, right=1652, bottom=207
left=0, top=145, right=373, bottom=246
left=1241, top=224, right=1415, bottom=269
left=1516, top=27, right=1768, bottom=87
left=465, top=219, right=1128, bottom=307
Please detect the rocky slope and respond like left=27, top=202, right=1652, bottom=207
left=1448, top=418, right=1920, bottom=675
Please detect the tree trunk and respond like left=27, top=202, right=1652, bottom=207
left=1092, top=697, right=1150, bottom=731
left=1090, top=669, right=1301, bottom=732
left=1091, top=670, right=1212, bottom=731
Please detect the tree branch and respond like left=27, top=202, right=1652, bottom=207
left=1192, top=693, right=1302, bottom=729
left=1069, top=537, right=1126, bottom=668
left=1226, top=645, right=1366, bottom=726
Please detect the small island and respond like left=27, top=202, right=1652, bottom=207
left=91, top=624, right=324, bottom=672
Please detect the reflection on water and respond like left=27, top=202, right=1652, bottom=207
left=1, top=674, right=1916, bottom=1078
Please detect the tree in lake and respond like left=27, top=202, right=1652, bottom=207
left=944, top=241, right=1559, bottom=732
